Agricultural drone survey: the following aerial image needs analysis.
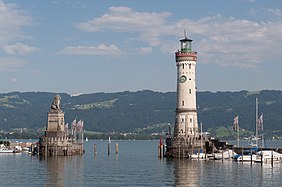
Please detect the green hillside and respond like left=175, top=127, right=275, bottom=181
left=0, top=90, right=282, bottom=139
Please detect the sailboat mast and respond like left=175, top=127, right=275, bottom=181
left=200, top=122, right=203, bottom=150
left=255, top=98, right=258, bottom=147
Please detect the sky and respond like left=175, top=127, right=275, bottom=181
left=0, top=0, right=282, bottom=95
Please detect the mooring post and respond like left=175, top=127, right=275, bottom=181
left=108, top=142, right=110, bottom=156
left=241, top=148, right=244, bottom=163
left=45, top=140, right=48, bottom=157
left=261, top=151, right=263, bottom=165
left=271, top=149, right=273, bottom=167
left=115, top=143, right=118, bottom=155
left=94, top=144, right=97, bottom=156
left=158, top=144, right=162, bottom=158
left=250, top=148, right=253, bottom=164
left=222, top=149, right=224, bottom=161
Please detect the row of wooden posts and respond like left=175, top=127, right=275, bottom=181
left=93, top=143, right=119, bottom=156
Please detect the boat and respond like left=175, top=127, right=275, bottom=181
left=232, top=148, right=258, bottom=162
left=0, top=147, right=15, bottom=153
left=214, top=149, right=233, bottom=160
left=85, top=137, right=88, bottom=142
left=190, top=152, right=206, bottom=159
left=237, top=154, right=257, bottom=162
left=254, top=150, right=282, bottom=163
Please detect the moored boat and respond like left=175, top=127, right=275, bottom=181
left=214, top=149, right=233, bottom=160
left=0, top=147, right=15, bottom=153
left=190, top=152, right=206, bottom=159
left=254, top=150, right=282, bottom=163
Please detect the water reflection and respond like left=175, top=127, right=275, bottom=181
left=44, top=156, right=84, bottom=186
left=167, top=158, right=282, bottom=187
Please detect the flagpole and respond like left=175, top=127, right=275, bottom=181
left=255, top=98, right=258, bottom=147
left=237, top=121, right=239, bottom=147
left=261, top=113, right=264, bottom=148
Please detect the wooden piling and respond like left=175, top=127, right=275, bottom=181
left=222, top=149, right=224, bottom=161
left=241, top=148, right=244, bottom=162
left=158, top=144, right=162, bottom=158
left=115, top=143, right=118, bottom=155
left=108, top=143, right=110, bottom=156
left=261, top=151, right=263, bottom=165
left=250, top=148, right=253, bottom=164
left=94, top=144, right=97, bottom=156
left=271, top=149, right=273, bottom=167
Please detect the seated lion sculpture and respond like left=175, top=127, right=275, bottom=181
left=51, top=95, right=61, bottom=111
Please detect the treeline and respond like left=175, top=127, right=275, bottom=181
left=0, top=90, right=282, bottom=138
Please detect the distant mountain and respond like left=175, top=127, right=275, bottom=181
left=0, top=90, right=282, bottom=138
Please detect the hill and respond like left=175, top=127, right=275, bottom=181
left=0, top=90, right=282, bottom=138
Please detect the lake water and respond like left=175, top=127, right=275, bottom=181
left=1, top=140, right=282, bottom=186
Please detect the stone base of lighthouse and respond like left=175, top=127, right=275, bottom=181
left=165, top=136, right=208, bottom=158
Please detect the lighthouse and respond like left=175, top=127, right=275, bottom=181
left=166, top=32, right=204, bottom=158
left=174, top=32, right=199, bottom=138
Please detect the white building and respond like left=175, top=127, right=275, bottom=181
left=174, top=34, right=199, bottom=138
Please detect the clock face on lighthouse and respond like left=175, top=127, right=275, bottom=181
left=179, top=75, right=187, bottom=83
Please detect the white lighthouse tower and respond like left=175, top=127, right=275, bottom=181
left=174, top=32, right=199, bottom=138
left=166, top=32, right=206, bottom=158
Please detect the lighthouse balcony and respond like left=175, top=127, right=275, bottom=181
left=175, top=51, right=197, bottom=56
left=175, top=51, right=197, bottom=62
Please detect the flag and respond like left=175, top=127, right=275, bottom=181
left=257, top=114, right=263, bottom=131
left=77, top=120, right=83, bottom=132
left=233, top=116, right=239, bottom=131
left=72, top=119, right=77, bottom=129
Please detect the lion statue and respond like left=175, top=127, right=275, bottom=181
left=51, top=95, right=61, bottom=111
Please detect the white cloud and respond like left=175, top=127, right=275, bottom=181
left=139, top=47, right=152, bottom=55
left=10, top=78, right=18, bottom=82
left=3, top=43, right=39, bottom=55
left=77, top=6, right=172, bottom=46
left=0, top=1, right=32, bottom=45
left=0, top=58, right=25, bottom=71
left=60, top=44, right=122, bottom=56
left=77, top=6, right=282, bottom=69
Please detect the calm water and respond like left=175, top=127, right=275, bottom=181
left=1, top=140, right=282, bottom=186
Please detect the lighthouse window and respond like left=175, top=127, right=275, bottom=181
left=189, top=89, right=191, bottom=94
left=182, top=64, right=185, bottom=69
left=182, top=101, right=184, bottom=106
left=189, top=64, right=191, bottom=69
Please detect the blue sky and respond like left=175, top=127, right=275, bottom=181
left=0, top=0, right=282, bottom=94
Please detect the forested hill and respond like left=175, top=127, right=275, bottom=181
left=0, top=90, right=282, bottom=137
